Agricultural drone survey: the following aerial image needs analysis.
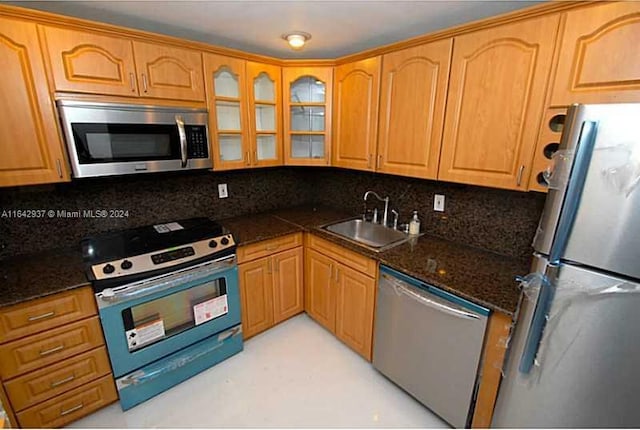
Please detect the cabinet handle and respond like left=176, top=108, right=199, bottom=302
left=377, top=154, right=382, bottom=169
left=246, top=151, right=251, bottom=166
left=50, top=373, right=75, bottom=388
left=329, top=264, right=334, bottom=286
left=517, top=165, right=525, bottom=186
left=28, top=311, right=55, bottom=322
left=141, top=73, right=148, bottom=93
left=60, top=403, right=84, bottom=416
left=335, top=267, right=339, bottom=282
left=267, top=258, right=272, bottom=274
left=129, top=72, right=136, bottom=92
left=367, top=154, right=372, bottom=168
left=39, top=344, right=64, bottom=356
left=254, top=151, right=258, bottom=164
left=265, top=244, right=279, bottom=251
left=273, top=258, right=279, bottom=273
left=55, top=159, right=63, bottom=178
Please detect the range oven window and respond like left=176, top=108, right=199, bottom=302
left=72, top=123, right=181, bottom=163
left=122, top=278, right=228, bottom=352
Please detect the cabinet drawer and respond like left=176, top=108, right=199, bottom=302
left=16, top=374, right=117, bottom=428
left=306, top=234, right=377, bottom=277
left=0, top=288, right=96, bottom=344
left=5, top=347, right=111, bottom=412
left=0, top=317, right=104, bottom=380
left=237, top=233, right=302, bottom=264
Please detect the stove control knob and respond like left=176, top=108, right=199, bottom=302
left=103, top=264, right=115, bottom=274
left=121, top=260, right=133, bottom=270
left=208, top=240, right=218, bottom=248
left=221, top=237, right=230, bottom=246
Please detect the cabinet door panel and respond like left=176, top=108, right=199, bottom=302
left=238, top=258, right=274, bottom=339
left=272, top=248, right=304, bottom=324
left=551, top=2, right=640, bottom=105
left=247, top=61, right=283, bottom=167
left=333, top=57, right=381, bottom=171
left=377, top=41, right=452, bottom=179
left=42, top=26, right=137, bottom=96
left=133, top=41, right=205, bottom=102
left=203, top=54, right=249, bottom=170
left=0, top=18, right=69, bottom=187
left=335, top=264, right=375, bottom=361
left=304, top=249, right=336, bottom=332
left=439, top=16, right=559, bottom=190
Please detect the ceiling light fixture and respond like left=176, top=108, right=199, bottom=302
left=282, top=32, right=311, bottom=50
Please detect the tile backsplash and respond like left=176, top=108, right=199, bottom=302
left=304, top=168, right=546, bottom=259
left=1, top=167, right=546, bottom=260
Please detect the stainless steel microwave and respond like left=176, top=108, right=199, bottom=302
left=57, top=100, right=212, bottom=178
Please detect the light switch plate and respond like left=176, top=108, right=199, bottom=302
left=218, top=183, right=228, bottom=199
left=434, top=194, right=445, bottom=212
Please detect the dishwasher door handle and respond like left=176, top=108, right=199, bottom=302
left=382, top=274, right=480, bottom=320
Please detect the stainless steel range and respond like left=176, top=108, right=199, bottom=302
left=82, top=218, right=242, bottom=410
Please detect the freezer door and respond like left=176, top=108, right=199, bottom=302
left=492, top=258, right=640, bottom=428
left=561, top=103, right=640, bottom=278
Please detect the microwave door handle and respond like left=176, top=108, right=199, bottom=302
left=176, top=115, right=188, bottom=168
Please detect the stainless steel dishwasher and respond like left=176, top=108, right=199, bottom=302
left=373, top=265, right=489, bottom=428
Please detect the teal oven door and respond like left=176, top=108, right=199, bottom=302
left=96, top=256, right=241, bottom=378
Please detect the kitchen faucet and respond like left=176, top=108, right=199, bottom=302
left=363, top=190, right=390, bottom=226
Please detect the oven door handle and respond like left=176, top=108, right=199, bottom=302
left=98, top=256, right=236, bottom=305
left=176, top=115, right=188, bottom=168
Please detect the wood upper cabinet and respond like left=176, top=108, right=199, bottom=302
left=247, top=61, right=283, bottom=167
left=0, top=17, right=70, bottom=187
left=42, top=26, right=138, bottom=97
left=332, top=57, right=381, bottom=171
left=203, top=54, right=250, bottom=170
left=439, top=15, right=560, bottom=190
left=43, top=26, right=205, bottom=102
left=377, top=40, right=452, bottom=179
left=272, top=248, right=304, bottom=324
left=551, top=2, right=640, bottom=105
left=334, top=262, right=376, bottom=360
left=238, top=257, right=274, bottom=339
left=283, top=67, right=333, bottom=166
left=304, top=249, right=336, bottom=333
left=132, top=41, right=205, bottom=101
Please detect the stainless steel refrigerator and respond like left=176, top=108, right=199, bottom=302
left=492, top=103, right=640, bottom=428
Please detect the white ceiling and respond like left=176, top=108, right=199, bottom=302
left=11, top=1, right=544, bottom=58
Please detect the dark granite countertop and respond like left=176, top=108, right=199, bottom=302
left=0, top=247, right=90, bottom=308
left=0, top=205, right=526, bottom=316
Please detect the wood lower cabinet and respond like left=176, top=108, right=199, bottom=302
left=304, top=235, right=376, bottom=361
left=550, top=2, right=640, bottom=105
left=238, top=234, right=304, bottom=339
left=0, top=17, right=69, bottom=187
left=0, top=287, right=116, bottom=428
left=377, top=40, right=452, bottom=179
left=332, top=57, right=381, bottom=171
left=439, top=15, right=560, bottom=190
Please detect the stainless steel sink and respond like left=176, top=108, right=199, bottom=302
left=323, top=219, right=409, bottom=251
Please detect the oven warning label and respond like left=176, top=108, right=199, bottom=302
left=194, top=295, right=228, bottom=325
left=126, top=319, right=165, bottom=350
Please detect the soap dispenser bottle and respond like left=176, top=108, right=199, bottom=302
left=409, top=211, right=420, bottom=235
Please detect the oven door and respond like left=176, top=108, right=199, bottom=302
left=96, top=257, right=240, bottom=377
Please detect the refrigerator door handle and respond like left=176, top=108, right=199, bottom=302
left=519, top=267, right=558, bottom=375
left=548, top=120, right=598, bottom=264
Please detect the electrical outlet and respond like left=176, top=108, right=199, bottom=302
left=434, top=194, right=445, bottom=212
left=218, top=183, right=228, bottom=199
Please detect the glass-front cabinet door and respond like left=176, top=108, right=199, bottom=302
left=247, top=62, right=282, bottom=167
left=283, top=67, right=333, bottom=165
left=203, top=54, right=249, bottom=170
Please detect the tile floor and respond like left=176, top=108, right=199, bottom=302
left=69, top=314, right=450, bottom=428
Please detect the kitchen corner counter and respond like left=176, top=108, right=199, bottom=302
left=0, top=247, right=89, bottom=308
left=225, top=205, right=526, bottom=316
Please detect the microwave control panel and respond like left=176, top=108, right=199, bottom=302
left=186, top=126, right=209, bottom=159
